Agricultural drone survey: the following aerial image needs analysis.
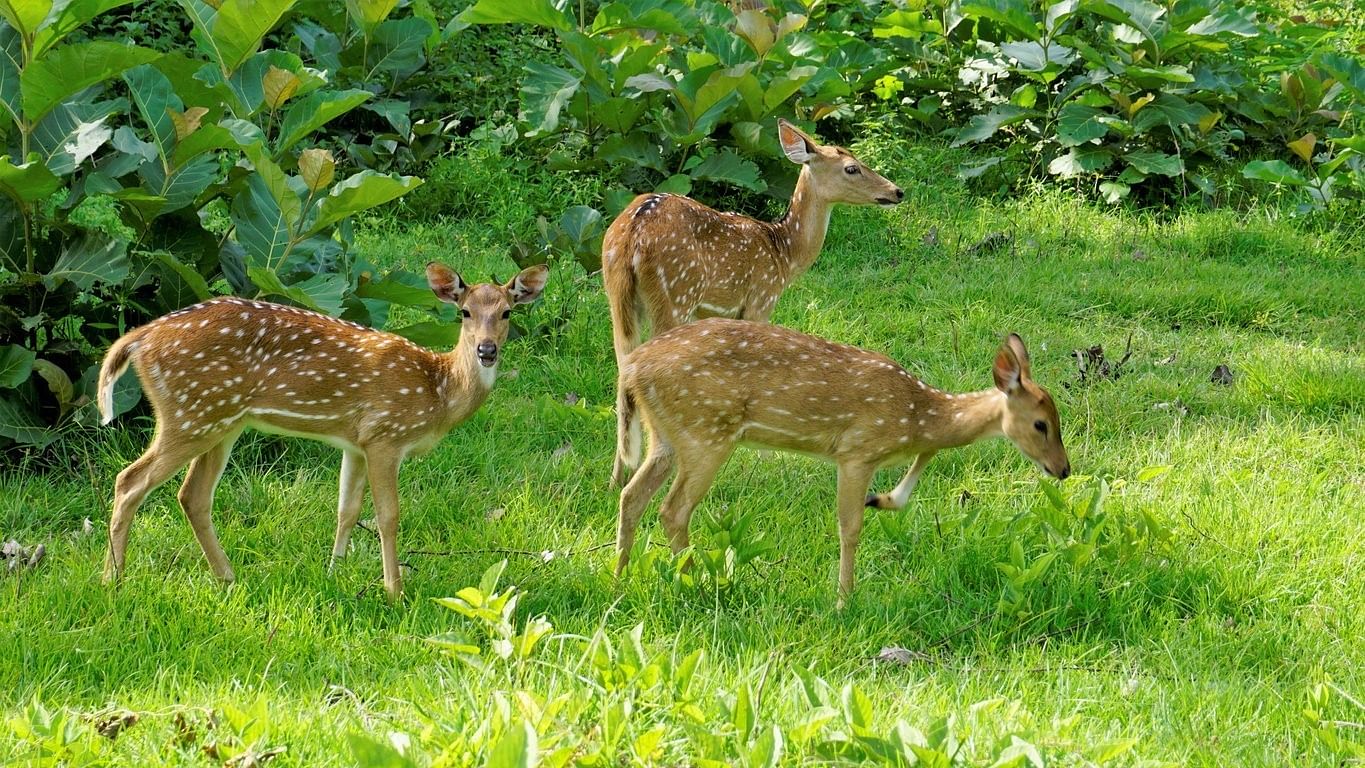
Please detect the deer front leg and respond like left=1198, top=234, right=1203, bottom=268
left=330, top=449, right=369, bottom=571
left=865, top=451, right=937, bottom=510
left=835, top=461, right=877, bottom=609
left=365, top=447, right=404, bottom=602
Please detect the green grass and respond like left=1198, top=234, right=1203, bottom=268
left=3, top=138, right=1363, bottom=766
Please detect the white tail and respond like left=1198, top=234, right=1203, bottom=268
left=613, top=319, right=1070, bottom=606
left=98, top=262, right=548, bottom=601
left=604, top=119, right=902, bottom=486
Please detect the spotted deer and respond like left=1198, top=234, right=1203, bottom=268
left=96, top=262, right=548, bottom=602
left=612, top=319, right=1070, bottom=605
left=603, top=119, right=903, bottom=486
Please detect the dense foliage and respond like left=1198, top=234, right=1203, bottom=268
left=0, top=0, right=447, bottom=449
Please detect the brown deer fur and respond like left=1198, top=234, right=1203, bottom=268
left=96, top=262, right=548, bottom=601
left=603, top=119, right=902, bottom=486
left=613, top=319, right=1070, bottom=605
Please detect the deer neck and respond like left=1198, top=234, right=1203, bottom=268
left=438, top=336, right=496, bottom=417
left=773, top=166, right=833, bottom=278
left=918, top=389, right=1006, bottom=451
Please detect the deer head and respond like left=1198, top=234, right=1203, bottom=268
left=992, top=334, right=1070, bottom=479
left=778, top=119, right=903, bottom=207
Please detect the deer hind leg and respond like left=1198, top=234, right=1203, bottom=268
left=176, top=432, right=242, bottom=582
left=835, top=461, right=877, bottom=609
left=865, top=451, right=937, bottom=510
left=330, top=449, right=369, bottom=571
left=105, top=432, right=210, bottom=583
left=615, top=440, right=675, bottom=576
left=364, top=447, right=404, bottom=602
left=658, top=444, right=732, bottom=559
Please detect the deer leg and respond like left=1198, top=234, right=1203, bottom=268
left=176, top=432, right=241, bottom=582
left=615, top=441, right=674, bottom=576
left=105, top=434, right=204, bottom=582
left=658, top=447, right=730, bottom=557
left=365, top=447, right=404, bottom=602
left=866, top=451, right=937, bottom=510
left=330, top=449, right=369, bottom=571
left=835, top=461, right=877, bottom=609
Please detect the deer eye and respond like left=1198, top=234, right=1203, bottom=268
left=844, top=165, right=860, bottom=175
left=1034, top=420, right=1047, bottom=434
left=460, top=309, right=471, bottom=319
left=501, top=309, right=511, bottom=319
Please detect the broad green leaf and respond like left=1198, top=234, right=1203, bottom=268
left=389, top=321, right=459, bottom=347
left=520, top=61, right=580, bottom=136
left=45, top=235, right=129, bottom=290
left=1099, top=181, right=1130, bottom=202
left=0, top=0, right=51, bottom=38
left=1241, top=159, right=1307, bottom=186
left=1055, top=103, right=1109, bottom=146
left=750, top=725, right=783, bottom=768
left=247, top=265, right=345, bottom=314
left=241, top=141, right=302, bottom=220
left=1000, top=40, right=1075, bottom=72
left=172, top=123, right=235, bottom=165
left=1130, top=93, right=1209, bottom=134
left=232, top=174, right=294, bottom=267
left=138, top=153, right=217, bottom=212
left=0, top=393, right=55, bottom=447
left=208, top=0, right=297, bottom=75
left=363, top=17, right=433, bottom=82
left=950, top=104, right=1038, bottom=146
left=1045, top=0, right=1078, bottom=34
left=0, top=24, right=22, bottom=128
left=1315, top=53, right=1365, bottom=104
left=686, top=148, right=766, bottom=192
left=957, top=156, right=1004, bottom=179
left=486, top=720, right=537, bottom=768
left=1048, top=145, right=1112, bottom=177
left=356, top=271, right=442, bottom=310
left=32, top=0, right=136, bottom=58
left=1124, top=150, right=1182, bottom=175
left=0, top=344, right=36, bottom=388
left=1186, top=7, right=1257, bottom=37
left=124, top=64, right=182, bottom=163
left=1090, top=737, right=1138, bottom=762
left=21, top=41, right=160, bottom=124
left=763, top=65, right=817, bottom=113
left=346, top=0, right=397, bottom=34
left=0, top=155, right=61, bottom=203
left=30, top=359, right=73, bottom=411
left=1084, top=0, right=1163, bottom=47
left=306, top=171, right=422, bottom=236
left=153, top=250, right=212, bottom=302
left=458, top=0, right=571, bottom=31
left=274, top=88, right=370, bottom=155
left=592, top=3, right=692, bottom=37
left=32, top=98, right=122, bottom=174
left=960, top=0, right=1041, bottom=41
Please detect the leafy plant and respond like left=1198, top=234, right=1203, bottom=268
left=429, top=560, right=555, bottom=674
left=0, top=0, right=437, bottom=451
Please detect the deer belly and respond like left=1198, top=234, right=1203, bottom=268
left=243, top=414, right=360, bottom=453
left=736, top=421, right=833, bottom=457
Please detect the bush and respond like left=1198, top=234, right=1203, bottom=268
left=0, top=1, right=449, bottom=452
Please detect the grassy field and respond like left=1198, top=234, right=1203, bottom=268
left=3, top=136, right=1363, bottom=766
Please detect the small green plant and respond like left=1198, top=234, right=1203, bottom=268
left=6, top=699, right=109, bottom=767
left=1304, top=678, right=1365, bottom=762
left=428, top=560, right=555, bottom=674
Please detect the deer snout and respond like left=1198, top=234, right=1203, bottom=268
left=1050, top=461, right=1071, bottom=480
left=476, top=341, right=498, bottom=366
left=877, top=187, right=904, bottom=206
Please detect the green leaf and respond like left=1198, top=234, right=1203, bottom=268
left=306, top=171, right=422, bottom=236
left=750, top=725, right=783, bottom=768
left=458, top=0, right=571, bottom=31
left=842, top=684, right=875, bottom=729
left=1055, top=104, right=1110, bottom=146
left=356, top=271, right=443, bottom=310
left=172, top=123, right=235, bottom=165
left=957, top=156, right=1004, bottom=179
left=31, top=0, right=137, bottom=58
left=1084, top=0, right=1164, bottom=47
left=1186, top=7, right=1257, bottom=37
left=206, top=0, right=297, bottom=75
left=274, top=88, right=371, bottom=155
left=0, top=345, right=36, bottom=388
left=138, top=152, right=218, bottom=212
left=763, top=65, right=818, bottom=113
left=1090, top=737, right=1138, bottom=763
left=21, top=41, right=160, bottom=124
left=0, top=0, right=53, bottom=37
left=0, top=155, right=60, bottom=203
left=30, top=359, right=73, bottom=411
left=363, top=17, right=432, bottom=81
left=1048, top=145, right=1112, bottom=177
left=1315, top=53, right=1365, bottom=104
left=520, top=61, right=580, bottom=136
left=0, top=393, right=55, bottom=448
left=31, top=98, right=120, bottom=174
left=44, top=235, right=128, bottom=290
left=1099, top=181, right=1129, bottom=202
left=388, top=321, right=459, bottom=348
left=346, top=0, right=398, bottom=34
left=950, top=105, right=1038, bottom=146
left=1241, top=159, right=1308, bottom=186
left=1000, top=40, right=1075, bottom=72
left=0, top=26, right=20, bottom=128
left=153, top=251, right=212, bottom=302
left=232, top=174, right=294, bottom=267
left=1123, top=150, right=1182, bottom=176
left=686, top=148, right=765, bottom=192
left=247, top=266, right=346, bottom=314
left=486, top=720, right=537, bottom=768
left=124, top=64, right=182, bottom=163
left=960, top=0, right=1042, bottom=41
left=1130, top=93, right=1209, bottom=134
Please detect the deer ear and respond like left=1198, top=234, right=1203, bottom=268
left=992, top=339, right=1023, bottom=395
left=778, top=119, right=818, bottom=164
left=426, top=262, right=468, bottom=305
left=1005, top=333, right=1032, bottom=380
left=505, top=264, right=548, bottom=305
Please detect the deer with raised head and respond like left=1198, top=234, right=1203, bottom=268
left=603, top=119, right=903, bottom=486
left=96, top=262, right=548, bottom=601
left=612, top=319, right=1070, bottom=605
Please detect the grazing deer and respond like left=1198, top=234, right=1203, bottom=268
left=612, top=320, right=1070, bottom=605
left=603, top=119, right=903, bottom=486
left=96, top=263, right=548, bottom=602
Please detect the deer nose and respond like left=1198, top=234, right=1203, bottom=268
left=476, top=341, right=497, bottom=364
left=894, top=187, right=904, bottom=201
left=1057, top=463, right=1071, bottom=480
